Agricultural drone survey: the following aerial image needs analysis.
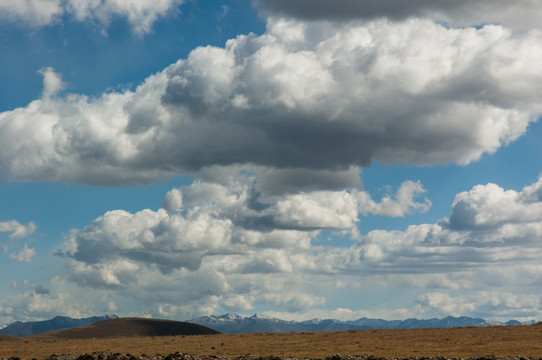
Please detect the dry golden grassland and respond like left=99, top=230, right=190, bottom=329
left=1, top=324, right=542, bottom=359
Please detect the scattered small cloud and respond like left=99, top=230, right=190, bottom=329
left=9, top=244, right=36, bottom=263
left=0, top=0, right=185, bottom=35
left=217, top=5, right=230, bottom=21
left=39, top=67, right=65, bottom=99
left=0, top=220, right=37, bottom=240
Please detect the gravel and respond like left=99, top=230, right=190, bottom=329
left=2, top=352, right=538, bottom=360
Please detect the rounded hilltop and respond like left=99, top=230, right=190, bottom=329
left=30, top=317, right=220, bottom=339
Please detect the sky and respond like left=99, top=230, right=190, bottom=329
left=1, top=0, right=542, bottom=325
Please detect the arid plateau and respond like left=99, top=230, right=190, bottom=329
left=1, top=319, right=542, bottom=360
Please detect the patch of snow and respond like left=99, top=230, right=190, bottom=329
left=485, top=320, right=505, bottom=326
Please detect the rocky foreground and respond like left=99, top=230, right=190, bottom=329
left=2, top=353, right=539, bottom=360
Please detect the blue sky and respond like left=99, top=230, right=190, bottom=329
left=1, top=0, right=542, bottom=324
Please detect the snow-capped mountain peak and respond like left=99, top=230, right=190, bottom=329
left=188, top=313, right=538, bottom=334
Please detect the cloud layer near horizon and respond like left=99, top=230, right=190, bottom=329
left=35, top=175, right=541, bottom=320
left=1, top=18, right=542, bottom=185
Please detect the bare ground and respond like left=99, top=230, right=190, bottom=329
left=1, top=323, right=542, bottom=360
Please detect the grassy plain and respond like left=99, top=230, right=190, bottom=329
left=1, top=323, right=542, bottom=359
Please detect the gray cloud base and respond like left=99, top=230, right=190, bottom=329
left=256, top=0, right=542, bottom=31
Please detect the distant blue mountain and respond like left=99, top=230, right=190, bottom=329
left=1, top=313, right=534, bottom=337
left=0, top=314, right=118, bottom=337
left=188, top=313, right=536, bottom=334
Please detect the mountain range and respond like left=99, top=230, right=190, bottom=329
left=0, top=313, right=536, bottom=337
left=187, top=313, right=536, bottom=334
left=0, top=314, right=118, bottom=337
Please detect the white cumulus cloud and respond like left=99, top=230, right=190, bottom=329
left=4, top=176, right=542, bottom=320
left=448, top=178, right=542, bottom=231
left=1, top=19, right=541, bottom=185
left=51, top=175, right=542, bottom=320
left=55, top=173, right=430, bottom=317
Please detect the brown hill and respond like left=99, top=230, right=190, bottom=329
left=0, top=334, right=20, bottom=342
left=30, top=318, right=219, bottom=339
